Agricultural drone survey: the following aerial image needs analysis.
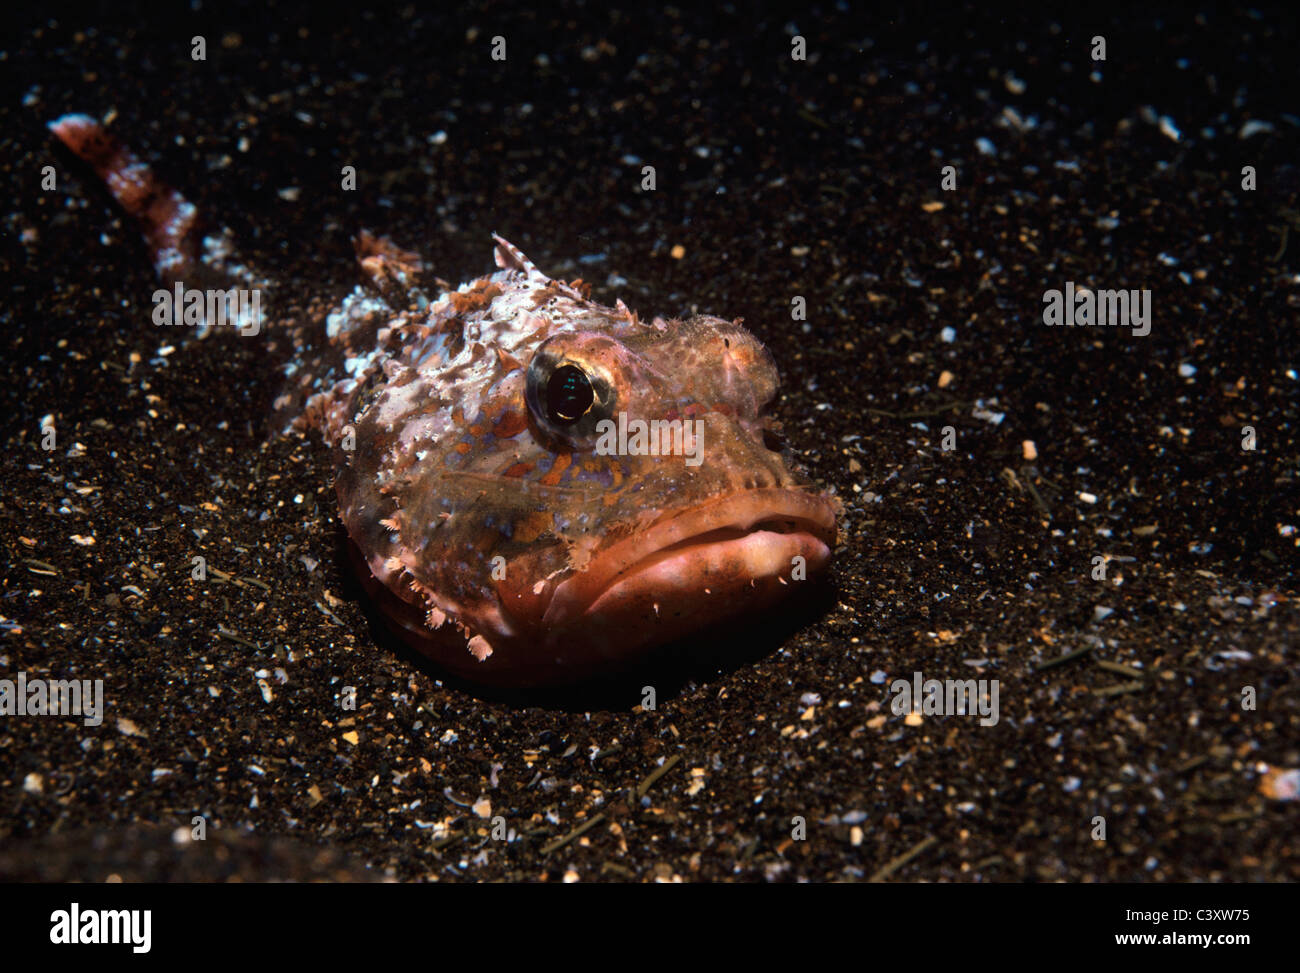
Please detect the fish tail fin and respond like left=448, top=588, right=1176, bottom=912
left=48, top=113, right=200, bottom=282
left=50, top=112, right=271, bottom=337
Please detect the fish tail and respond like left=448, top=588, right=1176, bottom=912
left=50, top=112, right=271, bottom=336
left=48, top=113, right=200, bottom=282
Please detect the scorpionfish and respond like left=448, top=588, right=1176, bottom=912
left=50, top=113, right=838, bottom=687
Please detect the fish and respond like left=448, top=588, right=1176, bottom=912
left=49, top=113, right=839, bottom=688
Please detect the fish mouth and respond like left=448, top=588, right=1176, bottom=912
left=539, top=488, right=837, bottom=641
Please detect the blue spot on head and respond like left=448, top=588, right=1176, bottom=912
left=572, top=465, right=615, bottom=489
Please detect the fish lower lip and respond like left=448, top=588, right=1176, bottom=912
left=576, top=525, right=832, bottom=635
left=541, top=488, right=837, bottom=630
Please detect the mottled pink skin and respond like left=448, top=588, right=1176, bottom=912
left=50, top=113, right=840, bottom=687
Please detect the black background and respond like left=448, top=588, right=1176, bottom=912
left=1, top=1, right=1297, bottom=886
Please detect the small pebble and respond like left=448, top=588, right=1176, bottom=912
left=1258, top=766, right=1300, bottom=801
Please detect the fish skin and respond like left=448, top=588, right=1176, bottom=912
left=49, top=113, right=839, bottom=687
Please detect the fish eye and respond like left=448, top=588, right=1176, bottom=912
left=525, top=335, right=623, bottom=448
left=546, top=364, right=594, bottom=424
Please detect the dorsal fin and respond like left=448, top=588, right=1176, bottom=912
left=493, top=233, right=597, bottom=306
left=492, top=234, right=549, bottom=284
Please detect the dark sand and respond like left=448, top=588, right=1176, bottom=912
left=2, top=4, right=1297, bottom=881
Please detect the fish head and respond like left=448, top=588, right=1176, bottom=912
left=336, top=240, right=838, bottom=685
